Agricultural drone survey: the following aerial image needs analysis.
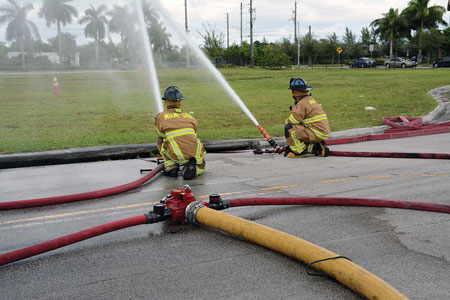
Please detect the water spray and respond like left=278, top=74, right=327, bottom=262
left=135, top=0, right=164, bottom=113
left=153, top=0, right=279, bottom=149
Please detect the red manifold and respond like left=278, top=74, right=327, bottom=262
left=165, top=186, right=196, bottom=223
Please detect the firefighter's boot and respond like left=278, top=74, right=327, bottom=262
left=313, top=141, right=330, bottom=157
left=183, top=158, right=197, bottom=180
left=287, top=149, right=308, bottom=158
left=163, top=166, right=179, bottom=177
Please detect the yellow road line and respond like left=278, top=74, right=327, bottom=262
left=2, top=173, right=443, bottom=226
left=1, top=202, right=158, bottom=225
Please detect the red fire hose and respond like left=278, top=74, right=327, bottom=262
left=0, top=205, right=171, bottom=267
left=224, top=197, right=450, bottom=214
left=329, top=151, right=450, bottom=159
left=0, top=215, right=148, bottom=266
left=327, top=118, right=450, bottom=146
left=3, top=194, right=450, bottom=267
left=0, top=164, right=164, bottom=210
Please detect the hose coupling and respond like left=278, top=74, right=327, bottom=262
left=208, top=194, right=230, bottom=210
left=185, top=201, right=205, bottom=224
left=160, top=194, right=172, bottom=204
left=145, top=203, right=172, bottom=224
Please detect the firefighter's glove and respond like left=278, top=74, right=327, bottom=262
left=284, top=123, right=293, bottom=138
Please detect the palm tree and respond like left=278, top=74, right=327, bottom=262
left=343, top=27, right=359, bottom=59
left=39, top=0, right=78, bottom=67
left=402, top=0, right=447, bottom=62
left=78, top=4, right=108, bottom=66
left=139, top=0, right=171, bottom=64
left=107, top=5, right=132, bottom=67
left=327, top=33, right=339, bottom=64
left=141, top=0, right=158, bottom=26
left=370, top=8, right=408, bottom=58
left=0, top=0, right=40, bottom=69
left=149, top=21, right=171, bottom=64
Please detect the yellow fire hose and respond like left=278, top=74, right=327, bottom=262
left=188, top=203, right=409, bottom=300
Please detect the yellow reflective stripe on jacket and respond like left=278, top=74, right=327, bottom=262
left=308, top=126, right=329, bottom=139
left=167, top=138, right=184, bottom=161
left=302, top=114, right=329, bottom=140
left=165, top=128, right=197, bottom=162
left=165, top=128, right=196, bottom=138
left=303, top=114, right=327, bottom=124
left=287, top=114, right=301, bottom=125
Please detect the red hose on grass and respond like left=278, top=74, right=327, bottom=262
left=0, top=164, right=164, bottom=210
left=226, top=197, right=450, bottom=214
left=0, top=215, right=147, bottom=266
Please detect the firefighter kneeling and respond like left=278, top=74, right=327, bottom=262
left=284, top=78, right=330, bottom=158
left=154, top=86, right=206, bottom=179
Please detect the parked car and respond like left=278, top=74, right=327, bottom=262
left=433, top=56, right=450, bottom=68
left=384, top=57, right=417, bottom=68
left=348, top=57, right=376, bottom=68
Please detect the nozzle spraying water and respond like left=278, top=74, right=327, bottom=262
left=257, top=124, right=278, bottom=148
left=150, top=0, right=279, bottom=147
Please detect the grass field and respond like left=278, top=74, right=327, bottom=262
left=1, top=67, right=449, bottom=154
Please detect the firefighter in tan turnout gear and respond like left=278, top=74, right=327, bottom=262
left=284, top=78, right=330, bottom=158
left=154, top=86, right=206, bottom=180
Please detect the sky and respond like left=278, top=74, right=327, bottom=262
left=0, top=0, right=449, bottom=47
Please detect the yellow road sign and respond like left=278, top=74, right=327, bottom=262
left=337, top=47, right=342, bottom=54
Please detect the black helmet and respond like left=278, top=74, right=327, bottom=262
left=162, top=86, right=186, bottom=100
left=288, top=78, right=313, bottom=91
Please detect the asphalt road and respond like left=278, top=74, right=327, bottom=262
left=1, top=130, right=450, bottom=300
left=1, top=85, right=449, bottom=300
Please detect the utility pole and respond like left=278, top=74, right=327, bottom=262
left=249, top=0, right=255, bottom=65
left=297, top=21, right=300, bottom=67
left=293, top=1, right=297, bottom=44
left=240, top=2, right=243, bottom=45
left=308, top=25, right=311, bottom=66
left=184, top=0, right=190, bottom=67
left=226, top=13, right=230, bottom=49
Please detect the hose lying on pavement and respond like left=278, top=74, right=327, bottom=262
left=3, top=193, right=450, bottom=299
left=189, top=204, right=409, bottom=300
left=0, top=209, right=170, bottom=266
left=0, top=215, right=148, bottom=266
left=223, top=197, right=450, bottom=214
left=327, top=120, right=450, bottom=146
left=0, top=164, right=163, bottom=210
left=5, top=196, right=450, bottom=267
left=329, top=151, right=450, bottom=159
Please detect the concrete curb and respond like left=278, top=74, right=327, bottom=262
left=1, top=86, right=449, bottom=169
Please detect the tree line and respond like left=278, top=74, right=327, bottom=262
left=0, top=0, right=168, bottom=70
left=0, top=0, right=449, bottom=70
left=208, top=0, right=449, bottom=67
